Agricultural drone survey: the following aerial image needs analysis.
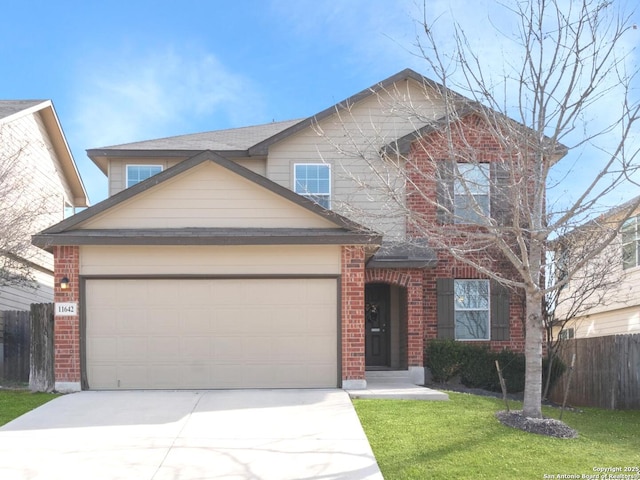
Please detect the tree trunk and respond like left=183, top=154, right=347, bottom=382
left=29, top=303, right=55, bottom=392
left=523, top=290, right=543, bottom=418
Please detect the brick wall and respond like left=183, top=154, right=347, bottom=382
left=341, top=245, right=365, bottom=382
left=406, top=113, right=527, bottom=354
left=53, top=246, right=81, bottom=384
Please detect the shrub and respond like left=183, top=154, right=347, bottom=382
left=459, top=345, right=494, bottom=389
left=426, top=340, right=529, bottom=393
left=425, top=339, right=466, bottom=382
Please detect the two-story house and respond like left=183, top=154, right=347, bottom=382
left=554, top=195, right=640, bottom=339
left=0, top=100, right=88, bottom=310
left=33, top=69, right=540, bottom=393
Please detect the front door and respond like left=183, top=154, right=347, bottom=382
left=365, top=284, right=390, bottom=367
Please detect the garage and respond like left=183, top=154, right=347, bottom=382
left=33, top=152, right=379, bottom=392
left=85, top=277, right=338, bottom=389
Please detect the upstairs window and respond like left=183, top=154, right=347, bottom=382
left=622, top=215, right=640, bottom=269
left=454, top=279, right=490, bottom=340
left=294, top=163, right=331, bottom=209
left=126, top=165, right=162, bottom=188
left=454, top=163, right=490, bottom=224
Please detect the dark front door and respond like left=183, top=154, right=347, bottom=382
left=365, top=284, right=390, bottom=367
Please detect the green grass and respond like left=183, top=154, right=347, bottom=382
left=354, top=392, right=640, bottom=480
left=0, top=390, right=59, bottom=426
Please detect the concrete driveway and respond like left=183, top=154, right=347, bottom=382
left=0, top=390, right=382, bottom=480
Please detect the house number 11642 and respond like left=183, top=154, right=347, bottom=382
left=55, top=303, right=78, bottom=316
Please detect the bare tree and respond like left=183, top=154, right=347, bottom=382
left=315, top=0, right=639, bottom=419
left=413, top=0, right=640, bottom=418
left=542, top=218, right=633, bottom=399
left=0, top=123, right=52, bottom=290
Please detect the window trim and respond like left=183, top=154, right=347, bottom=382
left=454, top=279, right=491, bottom=341
left=126, top=164, right=163, bottom=188
left=293, top=163, right=331, bottom=209
left=453, top=162, right=490, bottom=224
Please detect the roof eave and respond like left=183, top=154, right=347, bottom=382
left=38, top=103, right=90, bottom=207
left=32, top=230, right=382, bottom=251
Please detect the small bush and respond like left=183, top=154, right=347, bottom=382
left=425, top=339, right=466, bottom=382
left=459, top=344, right=494, bottom=389
left=426, top=340, right=528, bottom=393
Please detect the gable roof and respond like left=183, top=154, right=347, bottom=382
left=0, top=100, right=89, bottom=207
left=87, top=119, right=303, bottom=175
left=0, top=100, right=47, bottom=121
left=380, top=104, right=568, bottom=161
left=86, top=68, right=568, bottom=175
left=86, top=68, right=447, bottom=168
left=33, top=150, right=381, bottom=249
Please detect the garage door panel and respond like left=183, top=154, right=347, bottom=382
left=306, top=307, right=338, bottom=333
left=117, top=337, right=149, bottom=361
left=88, top=336, right=118, bottom=361
left=116, top=309, right=148, bottom=333
left=86, top=278, right=338, bottom=389
left=181, top=337, right=212, bottom=360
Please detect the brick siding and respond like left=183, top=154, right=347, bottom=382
left=53, top=246, right=81, bottom=384
left=341, top=245, right=366, bottom=382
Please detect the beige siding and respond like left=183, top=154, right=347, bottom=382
left=0, top=110, right=76, bottom=307
left=562, top=306, right=640, bottom=338
left=266, top=79, right=447, bottom=237
left=0, top=269, right=53, bottom=311
left=85, top=161, right=337, bottom=229
left=109, top=156, right=267, bottom=196
left=556, top=237, right=640, bottom=318
left=80, top=245, right=341, bottom=275
left=108, top=157, right=183, bottom=197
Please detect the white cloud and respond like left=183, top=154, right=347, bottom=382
left=70, top=46, right=264, bottom=149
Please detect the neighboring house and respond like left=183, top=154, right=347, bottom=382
left=34, top=69, right=541, bottom=392
left=0, top=100, right=88, bottom=311
left=554, top=195, right=640, bottom=339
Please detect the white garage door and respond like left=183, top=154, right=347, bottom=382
left=85, top=278, right=338, bottom=389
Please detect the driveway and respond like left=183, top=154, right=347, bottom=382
left=0, top=390, right=382, bottom=480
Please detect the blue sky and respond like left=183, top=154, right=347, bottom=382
left=1, top=0, right=638, bottom=207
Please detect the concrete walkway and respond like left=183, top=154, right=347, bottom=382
left=0, top=390, right=382, bottom=480
left=347, top=371, right=449, bottom=401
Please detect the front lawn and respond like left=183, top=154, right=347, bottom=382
left=0, top=390, right=59, bottom=426
left=354, top=392, right=640, bottom=480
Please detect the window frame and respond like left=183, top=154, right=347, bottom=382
left=453, top=162, right=490, bottom=224
left=454, top=279, right=491, bottom=341
left=126, top=164, right=163, bottom=188
left=622, top=215, right=640, bottom=270
left=293, top=163, right=331, bottom=209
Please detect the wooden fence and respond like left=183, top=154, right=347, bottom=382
left=0, top=310, right=31, bottom=383
left=550, top=334, right=640, bottom=410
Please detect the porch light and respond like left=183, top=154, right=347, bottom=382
left=60, top=277, right=70, bottom=290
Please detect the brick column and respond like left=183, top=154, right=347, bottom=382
left=53, top=245, right=81, bottom=392
left=341, top=245, right=366, bottom=389
left=407, top=269, right=424, bottom=367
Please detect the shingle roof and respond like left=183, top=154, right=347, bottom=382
left=91, top=118, right=303, bottom=152
left=0, top=100, right=47, bottom=121
left=86, top=68, right=440, bottom=160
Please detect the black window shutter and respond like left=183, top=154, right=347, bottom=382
left=437, top=278, right=455, bottom=339
left=490, top=281, right=510, bottom=340
left=490, top=162, right=512, bottom=226
left=436, top=161, right=454, bottom=224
